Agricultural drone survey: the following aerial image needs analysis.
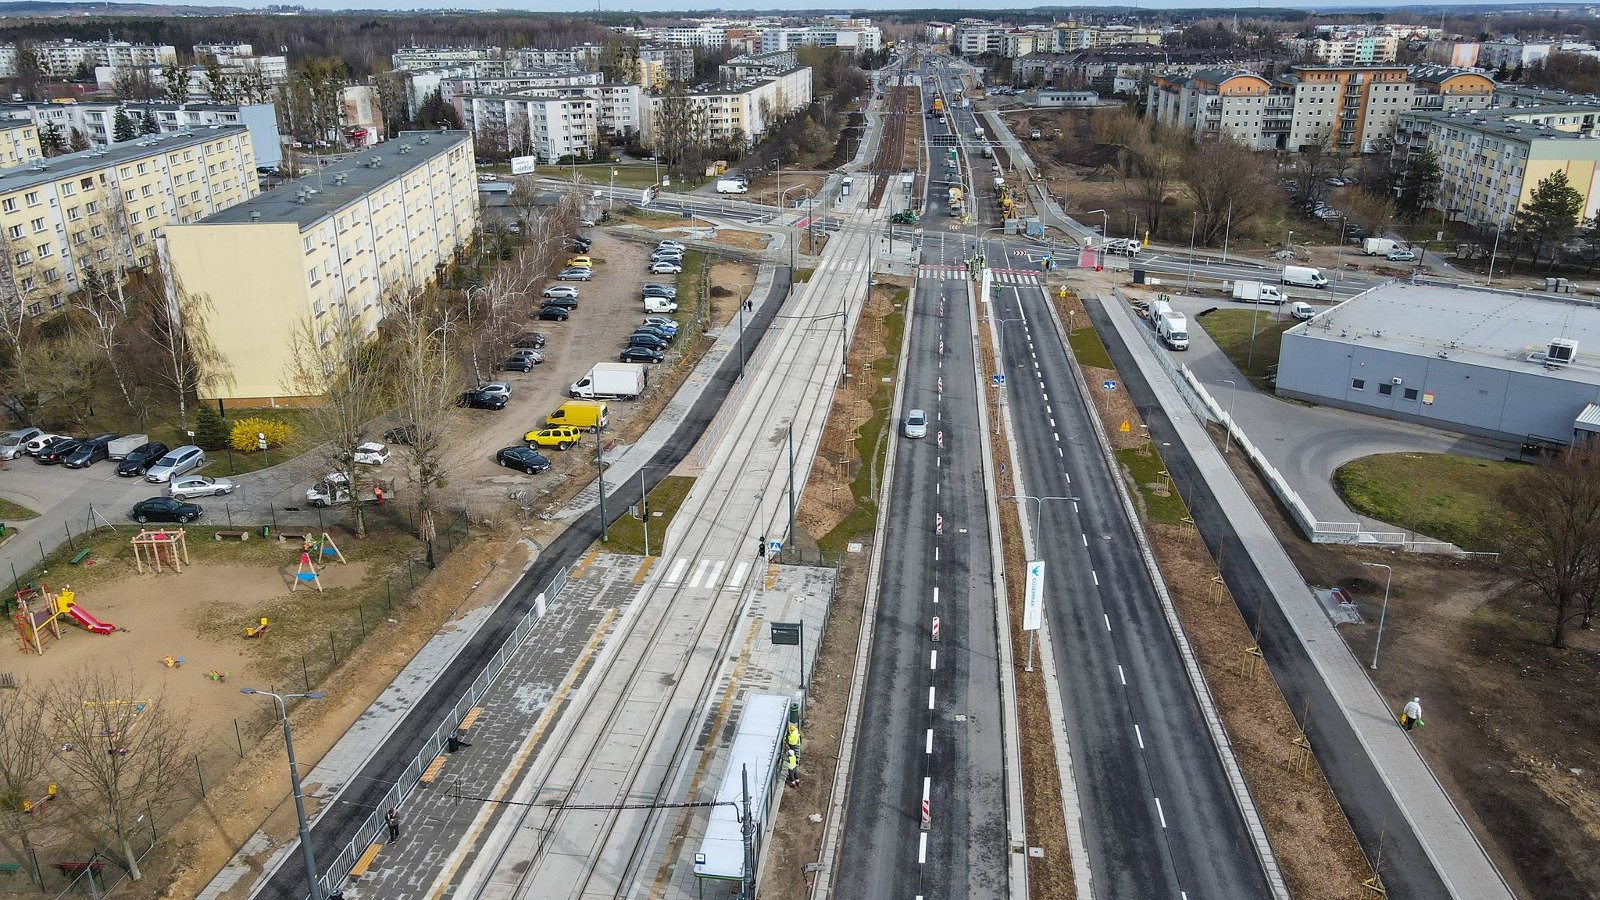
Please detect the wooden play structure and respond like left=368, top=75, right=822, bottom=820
left=291, top=534, right=345, bottom=593
left=131, top=528, right=189, bottom=574
left=11, top=585, right=115, bottom=655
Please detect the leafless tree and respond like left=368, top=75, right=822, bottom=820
left=385, top=285, right=460, bottom=542
left=160, top=62, right=193, bottom=104
left=111, top=67, right=160, bottom=103
left=1181, top=139, right=1273, bottom=246
left=46, top=671, right=190, bottom=881
left=0, top=686, right=48, bottom=887
left=283, top=291, right=393, bottom=538
left=1497, top=445, right=1600, bottom=648
left=146, top=258, right=231, bottom=428
left=72, top=191, right=144, bottom=411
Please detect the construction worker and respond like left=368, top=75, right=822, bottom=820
left=786, top=722, right=802, bottom=756
left=784, top=749, right=800, bottom=788
left=1400, top=697, right=1423, bottom=732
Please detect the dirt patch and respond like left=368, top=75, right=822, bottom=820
left=708, top=260, right=760, bottom=329
left=708, top=229, right=771, bottom=252
left=741, top=172, right=825, bottom=210
left=1218, top=441, right=1600, bottom=900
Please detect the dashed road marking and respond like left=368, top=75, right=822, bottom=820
left=928, top=686, right=937, bottom=709
left=1135, top=723, right=1145, bottom=749
left=1118, top=664, right=1126, bottom=685
left=1155, top=797, right=1168, bottom=829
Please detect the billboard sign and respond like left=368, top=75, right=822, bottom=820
left=510, top=155, right=537, bottom=176
left=1023, top=560, right=1044, bottom=632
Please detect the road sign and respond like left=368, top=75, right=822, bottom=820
left=770, top=622, right=801, bottom=645
left=1023, top=560, right=1044, bottom=631
left=1102, top=379, right=1117, bottom=391
left=992, top=374, right=1006, bottom=387
left=1119, top=420, right=1131, bottom=433
left=768, top=540, right=783, bottom=556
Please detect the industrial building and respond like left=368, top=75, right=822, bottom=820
left=161, top=130, right=478, bottom=405
left=1276, top=282, right=1600, bottom=446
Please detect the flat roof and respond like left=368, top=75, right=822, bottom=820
left=0, top=125, right=247, bottom=195
left=1401, top=109, right=1600, bottom=142
left=1289, top=281, right=1600, bottom=386
left=196, top=130, right=470, bottom=230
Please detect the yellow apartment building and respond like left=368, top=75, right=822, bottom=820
left=0, top=125, right=256, bottom=317
left=0, top=120, right=40, bottom=168
left=161, top=130, right=478, bottom=405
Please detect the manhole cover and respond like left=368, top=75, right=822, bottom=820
left=847, top=542, right=864, bottom=553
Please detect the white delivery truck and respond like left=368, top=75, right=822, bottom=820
left=1361, top=237, right=1398, bottom=256
left=570, top=362, right=648, bottom=401
left=1232, top=281, right=1284, bottom=304
left=644, top=296, right=679, bottom=314
left=107, top=433, right=148, bottom=459
left=1146, top=298, right=1173, bottom=323
left=1282, top=265, right=1329, bottom=288
left=715, top=178, right=749, bottom=194
left=1156, top=312, right=1190, bottom=350
left=1290, top=301, right=1316, bottom=320
left=974, top=126, right=986, bottom=140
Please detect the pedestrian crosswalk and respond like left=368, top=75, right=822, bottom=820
left=660, top=556, right=754, bottom=592
left=916, top=264, right=1040, bottom=285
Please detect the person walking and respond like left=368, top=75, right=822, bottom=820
left=386, top=807, right=400, bottom=841
left=1400, top=697, right=1423, bottom=732
left=786, top=722, right=802, bottom=757
left=784, top=749, right=800, bottom=788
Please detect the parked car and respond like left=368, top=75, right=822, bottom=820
left=566, top=255, right=594, bottom=268
left=116, top=441, right=169, bottom=477
left=651, top=250, right=684, bottom=263
left=642, top=316, right=679, bottom=335
left=130, top=497, right=203, bottom=524
left=543, top=294, right=579, bottom=310
left=63, top=433, right=118, bottom=468
left=352, top=442, right=391, bottom=465
left=558, top=268, right=593, bottom=282
left=511, top=331, right=547, bottom=349
left=628, top=333, right=669, bottom=350
left=564, top=237, right=591, bottom=252
left=904, top=408, right=928, bottom=439
left=537, top=305, right=571, bottom=321
left=650, top=261, right=683, bottom=274
left=0, top=427, right=42, bottom=460
left=543, top=285, right=580, bottom=300
left=35, top=438, right=80, bottom=464
left=1386, top=248, right=1417, bottom=262
left=170, top=475, right=236, bottom=499
left=459, top=387, right=508, bottom=410
left=656, top=240, right=685, bottom=252
left=641, top=283, right=678, bottom=299
left=145, top=445, right=206, bottom=483
left=633, top=325, right=673, bottom=343
left=496, top=446, right=550, bottom=474
left=620, top=346, right=665, bottom=363
left=502, top=354, right=537, bottom=372
left=525, top=426, right=583, bottom=450
left=477, top=381, right=512, bottom=401
left=512, top=348, right=544, bottom=365
left=383, top=425, right=428, bottom=446
left=23, top=433, right=67, bottom=456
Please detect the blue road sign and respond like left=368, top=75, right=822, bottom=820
left=768, top=540, right=783, bottom=556
left=1103, top=379, right=1117, bottom=391
left=992, top=374, right=1006, bottom=387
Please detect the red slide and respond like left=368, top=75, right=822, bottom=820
left=65, top=605, right=114, bottom=635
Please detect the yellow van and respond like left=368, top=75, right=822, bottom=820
left=546, top=400, right=608, bottom=432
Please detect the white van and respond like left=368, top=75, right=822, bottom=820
left=145, top=445, right=206, bottom=483
left=1290, top=301, right=1316, bottom=321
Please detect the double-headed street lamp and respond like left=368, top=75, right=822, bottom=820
left=241, top=688, right=327, bottom=900
left=778, top=185, right=815, bottom=269
left=1003, top=493, right=1081, bottom=671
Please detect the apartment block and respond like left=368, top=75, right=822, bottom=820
left=0, top=121, right=40, bottom=168
left=720, top=50, right=798, bottom=83
left=955, top=20, right=1007, bottom=57
left=758, top=22, right=881, bottom=54
left=0, top=125, right=257, bottom=318
left=1397, top=104, right=1600, bottom=226
left=0, top=101, right=283, bottom=167
left=391, top=46, right=507, bottom=78
left=641, top=67, right=811, bottom=151
left=1310, top=35, right=1400, bottom=65
left=161, top=130, right=478, bottom=405
left=0, top=40, right=176, bottom=78
left=462, top=92, right=597, bottom=161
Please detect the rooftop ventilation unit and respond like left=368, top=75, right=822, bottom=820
left=1547, top=338, right=1578, bottom=366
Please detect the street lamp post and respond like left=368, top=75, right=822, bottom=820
left=1362, top=562, right=1394, bottom=670
left=991, top=314, right=1025, bottom=434
left=1187, top=211, right=1198, bottom=292
left=778, top=186, right=813, bottom=270
left=241, top=689, right=326, bottom=900
left=1003, top=493, right=1080, bottom=671
left=1219, top=379, right=1237, bottom=454
left=728, top=281, right=754, bottom=380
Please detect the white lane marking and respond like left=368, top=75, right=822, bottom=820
left=1135, top=724, right=1146, bottom=749
left=1092, top=570, right=1099, bottom=586
left=665, top=558, right=688, bottom=584
left=726, top=561, right=749, bottom=590
left=1065, top=473, right=1072, bottom=485
left=1053, top=432, right=1060, bottom=442
left=926, top=728, right=934, bottom=753
left=932, top=587, right=939, bottom=605
left=928, top=686, right=937, bottom=709
left=1042, top=392, right=1049, bottom=401
left=1050, top=418, right=1056, bottom=428
left=1118, top=664, right=1126, bottom=685
left=918, top=832, right=928, bottom=864
left=1104, top=614, right=1112, bottom=631
left=1155, top=797, right=1168, bottom=829
left=689, top=558, right=712, bottom=588
left=1057, top=447, right=1064, bottom=457
left=930, top=649, right=938, bottom=670
left=936, top=456, right=941, bottom=467
left=923, top=776, right=932, bottom=800
left=935, top=483, right=940, bottom=495
left=1081, top=534, right=1088, bottom=546
left=705, top=560, right=725, bottom=588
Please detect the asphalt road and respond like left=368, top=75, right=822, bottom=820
left=986, top=253, right=1273, bottom=899
left=1084, top=297, right=1454, bottom=900
left=837, top=63, right=1008, bottom=900
left=254, top=268, right=792, bottom=900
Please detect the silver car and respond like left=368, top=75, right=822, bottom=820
left=904, top=409, right=928, bottom=439
left=145, top=445, right=206, bottom=483
left=169, top=475, right=236, bottom=499
left=0, top=427, right=42, bottom=460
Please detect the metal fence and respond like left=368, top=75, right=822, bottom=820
left=307, top=564, right=571, bottom=900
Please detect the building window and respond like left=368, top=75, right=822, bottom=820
left=35, top=244, right=50, bottom=258
left=0, top=198, right=13, bottom=213
left=24, top=191, right=39, bottom=207
left=1403, top=388, right=1418, bottom=401
left=29, top=217, right=44, bottom=233
left=1351, top=378, right=1365, bottom=390
left=136, top=162, right=148, bottom=174
left=12, top=250, right=28, bottom=265
left=79, top=177, right=93, bottom=189
left=4, top=225, right=19, bottom=240
left=1378, top=383, right=1393, bottom=396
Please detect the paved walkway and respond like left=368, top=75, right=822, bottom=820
left=1095, top=294, right=1515, bottom=900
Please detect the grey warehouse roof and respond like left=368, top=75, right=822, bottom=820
left=0, top=125, right=248, bottom=195
left=1289, top=281, right=1600, bottom=386
left=198, top=129, right=471, bottom=230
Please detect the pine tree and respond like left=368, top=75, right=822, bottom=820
left=1396, top=148, right=1440, bottom=221
left=1513, top=170, right=1585, bottom=271
left=141, top=109, right=159, bottom=136
left=37, top=122, right=66, bottom=156
left=68, top=128, right=90, bottom=152
left=194, top=403, right=229, bottom=451
left=112, top=108, right=137, bottom=143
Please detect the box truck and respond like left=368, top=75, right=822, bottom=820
left=1156, top=312, right=1189, bottom=350
left=107, top=433, right=148, bottom=459
left=715, top=178, right=749, bottom=194
left=1361, top=237, right=1398, bottom=256
left=1281, top=265, right=1329, bottom=288
left=1232, top=281, right=1284, bottom=304
left=570, top=363, right=648, bottom=401
left=974, top=126, right=986, bottom=140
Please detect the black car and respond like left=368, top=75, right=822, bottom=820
left=564, top=237, right=591, bottom=252
left=501, top=355, right=536, bottom=372
left=459, top=388, right=508, bottom=411
left=130, top=496, right=203, bottom=524
left=496, top=446, right=550, bottom=474
left=620, top=346, right=664, bottom=363
left=537, top=305, right=571, bottom=321
left=542, top=295, right=579, bottom=310
left=628, top=333, right=668, bottom=350
left=116, top=441, right=169, bottom=477
left=512, top=331, right=547, bottom=349
left=63, top=433, right=118, bottom=468
left=641, top=284, right=677, bottom=299
left=35, top=438, right=79, bottom=464
left=633, top=325, right=673, bottom=343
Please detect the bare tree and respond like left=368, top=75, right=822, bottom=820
left=0, top=687, right=48, bottom=887
left=283, top=292, right=392, bottom=537
left=111, top=67, right=160, bottom=103
left=1497, top=445, right=1600, bottom=648
left=72, top=190, right=144, bottom=411
left=147, top=258, right=231, bottom=428
left=1182, top=139, right=1273, bottom=246
left=47, top=671, right=190, bottom=881
left=386, top=286, right=460, bottom=542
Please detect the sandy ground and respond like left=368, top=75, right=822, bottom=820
left=742, top=172, right=826, bottom=210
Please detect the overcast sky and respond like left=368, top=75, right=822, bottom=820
left=267, top=0, right=1527, bottom=11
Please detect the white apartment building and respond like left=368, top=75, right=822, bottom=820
left=441, top=69, right=603, bottom=107
left=720, top=50, right=798, bottom=82
left=461, top=93, right=599, bottom=161
left=655, top=24, right=733, bottom=49
left=642, top=67, right=811, bottom=151
left=0, top=101, right=283, bottom=167
left=1311, top=35, right=1400, bottom=66
left=391, top=46, right=507, bottom=78
left=0, top=40, right=176, bottom=78
left=758, top=23, right=882, bottom=53
left=925, top=22, right=955, bottom=45
left=194, top=42, right=254, bottom=58
left=512, top=45, right=604, bottom=69
left=94, top=56, right=288, bottom=99
left=1478, top=41, right=1555, bottom=70
left=955, top=20, right=1007, bottom=56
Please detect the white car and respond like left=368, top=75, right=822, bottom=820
left=650, top=261, right=683, bottom=274
left=352, top=441, right=391, bottom=465
left=543, top=285, right=580, bottom=299
left=904, top=409, right=928, bottom=439
left=656, top=240, right=685, bottom=252
left=169, top=475, right=236, bottom=499
left=23, top=432, right=67, bottom=456
left=478, top=174, right=498, bottom=183
left=477, top=381, right=512, bottom=401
